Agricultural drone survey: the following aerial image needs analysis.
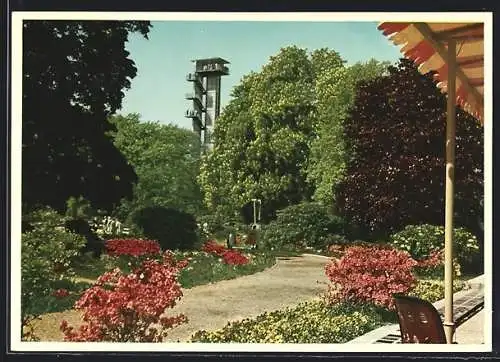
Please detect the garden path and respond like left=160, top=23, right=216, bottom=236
left=30, top=254, right=331, bottom=342
left=165, top=254, right=330, bottom=342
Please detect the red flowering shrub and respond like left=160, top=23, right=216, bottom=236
left=105, top=238, right=161, bottom=257
left=222, top=250, right=249, bottom=265
left=60, top=251, right=188, bottom=342
left=325, top=246, right=417, bottom=310
left=52, top=288, right=70, bottom=298
left=201, top=240, right=227, bottom=256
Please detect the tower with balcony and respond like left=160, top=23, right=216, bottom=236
left=185, top=57, right=229, bottom=150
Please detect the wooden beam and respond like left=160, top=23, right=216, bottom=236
left=457, top=56, right=483, bottom=68
left=414, top=23, right=484, bottom=114
left=433, top=23, right=483, bottom=40
left=447, top=34, right=484, bottom=42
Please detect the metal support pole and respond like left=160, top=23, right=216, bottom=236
left=444, top=39, right=457, bottom=344
left=252, top=199, right=257, bottom=225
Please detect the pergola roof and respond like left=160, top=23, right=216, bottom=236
left=378, top=22, right=484, bottom=123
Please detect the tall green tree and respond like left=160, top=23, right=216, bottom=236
left=22, top=20, right=151, bottom=212
left=307, top=58, right=389, bottom=207
left=110, top=114, right=204, bottom=219
left=199, top=46, right=320, bottom=221
left=336, top=58, right=483, bottom=239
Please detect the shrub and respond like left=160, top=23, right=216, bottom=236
left=261, top=202, right=342, bottom=250
left=325, top=246, right=417, bottom=310
left=191, top=300, right=385, bottom=343
left=132, top=206, right=199, bottom=251
left=105, top=238, right=161, bottom=257
left=21, top=208, right=86, bottom=324
left=389, top=224, right=480, bottom=268
left=60, top=251, right=188, bottom=342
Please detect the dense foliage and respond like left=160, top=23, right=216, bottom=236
left=336, top=58, right=483, bottom=239
left=131, top=206, right=199, bottom=251
left=199, top=46, right=330, bottom=221
left=60, top=252, right=188, bottom=342
left=389, top=224, right=480, bottom=268
left=261, top=202, right=343, bottom=250
left=110, top=114, right=204, bottom=219
left=23, top=20, right=151, bottom=212
left=307, top=58, right=389, bottom=206
left=325, top=245, right=417, bottom=309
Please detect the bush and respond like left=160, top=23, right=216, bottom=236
left=389, top=224, right=480, bottom=268
left=325, top=245, right=417, bottom=310
left=261, top=202, right=343, bottom=250
left=60, top=251, right=188, bottom=342
left=190, top=300, right=386, bottom=343
left=132, top=206, right=199, bottom=251
left=21, top=207, right=86, bottom=335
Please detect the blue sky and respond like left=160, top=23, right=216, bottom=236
left=119, top=21, right=403, bottom=129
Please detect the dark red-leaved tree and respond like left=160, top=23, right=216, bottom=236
left=336, top=58, right=483, bottom=240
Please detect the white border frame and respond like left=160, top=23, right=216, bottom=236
left=10, top=11, right=493, bottom=353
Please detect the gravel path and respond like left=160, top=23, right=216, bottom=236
left=30, top=255, right=331, bottom=342
left=166, top=255, right=330, bottom=342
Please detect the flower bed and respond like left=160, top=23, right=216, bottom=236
left=174, top=249, right=274, bottom=289
left=191, top=300, right=389, bottom=343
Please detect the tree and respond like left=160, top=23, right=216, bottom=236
left=22, top=20, right=151, bottom=212
left=110, top=114, right=204, bottom=219
left=336, top=58, right=483, bottom=239
left=199, top=46, right=319, bottom=221
left=307, top=58, right=389, bottom=208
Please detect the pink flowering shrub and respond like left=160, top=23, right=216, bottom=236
left=105, top=238, right=161, bottom=257
left=60, top=251, right=188, bottom=342
left=325, top=246, right=417, bottom=310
